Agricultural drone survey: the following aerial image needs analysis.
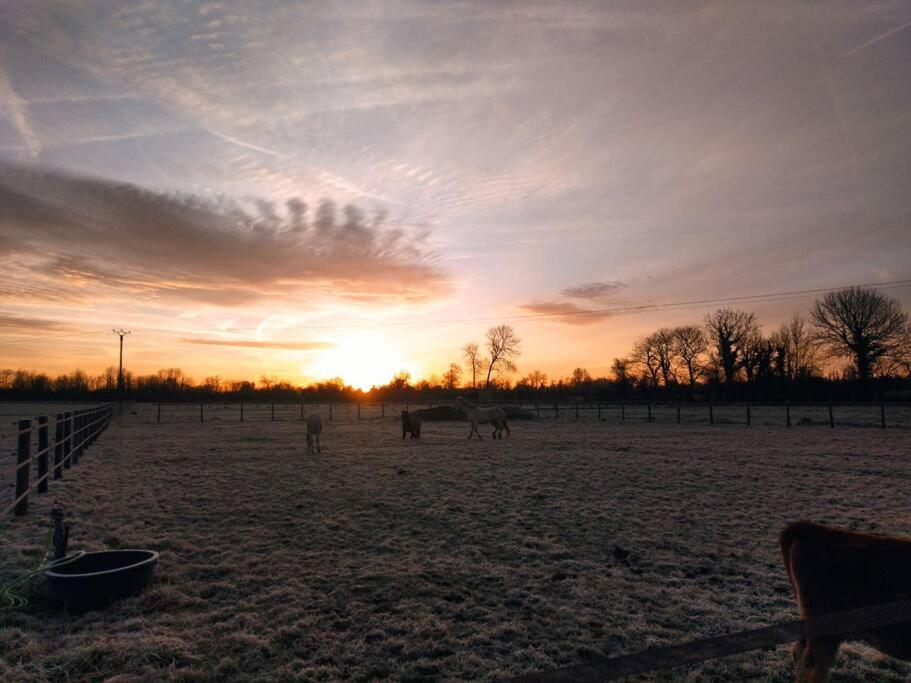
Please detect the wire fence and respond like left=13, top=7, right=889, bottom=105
left=2, top=404, right=113, bottom=518
left=125, top=399, right=911, bottom=429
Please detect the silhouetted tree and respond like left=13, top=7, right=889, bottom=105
left=462, top=342, right=483, bottom=388
left=631, top=334, right=661, bottom=388
left=811, top=287, right=907, bottom=384
left=483, top=324, right=521, bottom=388
left=653, top=328, right=677, bottom=387
left=571, top=367, right=592, bottom=388
left=772, top=314, right=819, bottom=380
left=671, top=325, right=707, bottom=389
left=442, top=363, right=462, bottom=389
left=704, top=309, right=759, bottom=391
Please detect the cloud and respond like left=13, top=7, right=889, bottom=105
left=0, top=162, right=449, bottom=307
left=0, top=314, right=69, bottom=333
left=518, top=301, right=612, bottom=325
left=562, top=281, right=627, bottom=302
left=180, top=338, right=333, bottom=351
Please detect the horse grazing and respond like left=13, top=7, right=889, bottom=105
left=306, top=414, right=322, bottom=453
left=456, top=397, right=510, bottom=439
left=780, top=521, right=911, bottom=682
left=401, top=410, right=422, bottom=439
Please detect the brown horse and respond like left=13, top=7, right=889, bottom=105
left=401, top=410, right=421, bottom=439
left=780, top=521, right=911, bottom=681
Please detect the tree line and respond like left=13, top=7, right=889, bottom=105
left=513, top=286, right=910, bottom=402
left=1, top=287, right=908, bottom=403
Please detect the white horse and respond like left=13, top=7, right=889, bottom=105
left=456, top=397, right=510, bottom=439
left=306, top=414, right=322, bottom=453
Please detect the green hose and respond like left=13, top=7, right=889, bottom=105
left=0, top=529, right=86, bottom=610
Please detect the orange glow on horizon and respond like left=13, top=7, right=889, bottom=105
left=306, top=332, right=419, bottom=391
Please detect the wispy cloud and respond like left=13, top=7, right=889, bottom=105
left=562, top=281, right=627, bottom=302
left=836, top=18, right=911, bottom=60
left=0, top=63, right=40, bottom=157
left=180, top=338, right=333, bottom=351
left=518, top=301, right=612, bottom=325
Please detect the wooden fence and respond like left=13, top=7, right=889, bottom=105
left=136, top=400, right=907, bottom=429
left=2, top=404, right=114, bottom=518
left=509, top=597, right=911, bottom=681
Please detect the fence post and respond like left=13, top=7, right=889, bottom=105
left=786, top=401, right=791, bottom=428
left=157, top=402, right=161, bottom=424
left=709, top=403, right=714, bottom=425
left=828, top=402, right=834, bottom=429
left=63, top=412, right=73, bottom=469
left=382, top=402, right=385, bottom=418
left=881, top=402, right=886, bottom=429
left=677, top=405, right=681, bottom=424
left=37, top=415, right=49, bottom=494
left=648, top=403, right=652, bottom=423
left=746, top=404, right=751, bottom=427
left=200, top=403, right=204, bottom=423
left=15, top=419, right=30, bottom=516
left=358, top=403, right=361, bottom=420
left=271, top=402, right=275, bottom=422
left=54, top=414, right=64, bottom=480
left=240, top=400, right=244, bottom=422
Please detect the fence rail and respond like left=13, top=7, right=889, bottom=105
left=509, top=597, right=911, bottom=682
left=130, top=399, right=909, bottom=429
left=3, top=404, right=113, bottom=518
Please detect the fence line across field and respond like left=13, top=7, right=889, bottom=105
left=2, top=404, right=114, bottom=518
left=137, top=399, right=906, bottom=429
left=507, top=597, right=911, bottom=682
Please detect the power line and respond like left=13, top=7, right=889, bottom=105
left=184, top=277, right=911, bottom=332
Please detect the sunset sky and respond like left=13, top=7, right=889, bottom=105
left=1, top=1, right=910, bottom=388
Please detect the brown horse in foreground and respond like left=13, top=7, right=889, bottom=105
left=780, top=521, right=911, bottom=681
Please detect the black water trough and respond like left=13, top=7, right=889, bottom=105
left=45, top=550, right=159, bottom=612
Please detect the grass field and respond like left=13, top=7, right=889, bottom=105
left=1, top=415, right=910, bottom=681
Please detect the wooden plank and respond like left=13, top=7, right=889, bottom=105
left=508, top=599, right=911, bottom=682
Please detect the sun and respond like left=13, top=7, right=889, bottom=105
left=308, top=332, right=415, bottom=391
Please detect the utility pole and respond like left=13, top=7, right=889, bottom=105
left=113, top=329, right=131, bottom=394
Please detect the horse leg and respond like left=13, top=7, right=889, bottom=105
left=503, top=420, right=510, bottom=437
left=793, top=637, right=839, bottom=683
left=316, top=433, right=321, bottom=454
left=306, top=434, right=312, bottom=453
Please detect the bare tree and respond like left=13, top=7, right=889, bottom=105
left=442, top=363, right=462, bottom=390
left=704, top=309, right=760, bottom=388
left=811, top=286, right=908, bottom=383
left=571, top=367, right=592, bottom=387
left=772, top=314, right=820, bottom=380
left=462, top=342, right=483, bottom=389
left=203, top=376, right=222, bottom=393
left=484, top=324, right=521, bottom=388
left=610, top=358, right=630, bottom=386
left=631, top=334, right=661, bottom=388
left=741, top=333, right=774, bottom=384
left=671, top=325, right=707, bottom=387
left=886, top=324, right=911, bottom=377
left=0, top=369, right=13, bottom=390
left=653, top=328, right=677, bottom=387
left=523, top=369, right=548, bottom=391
